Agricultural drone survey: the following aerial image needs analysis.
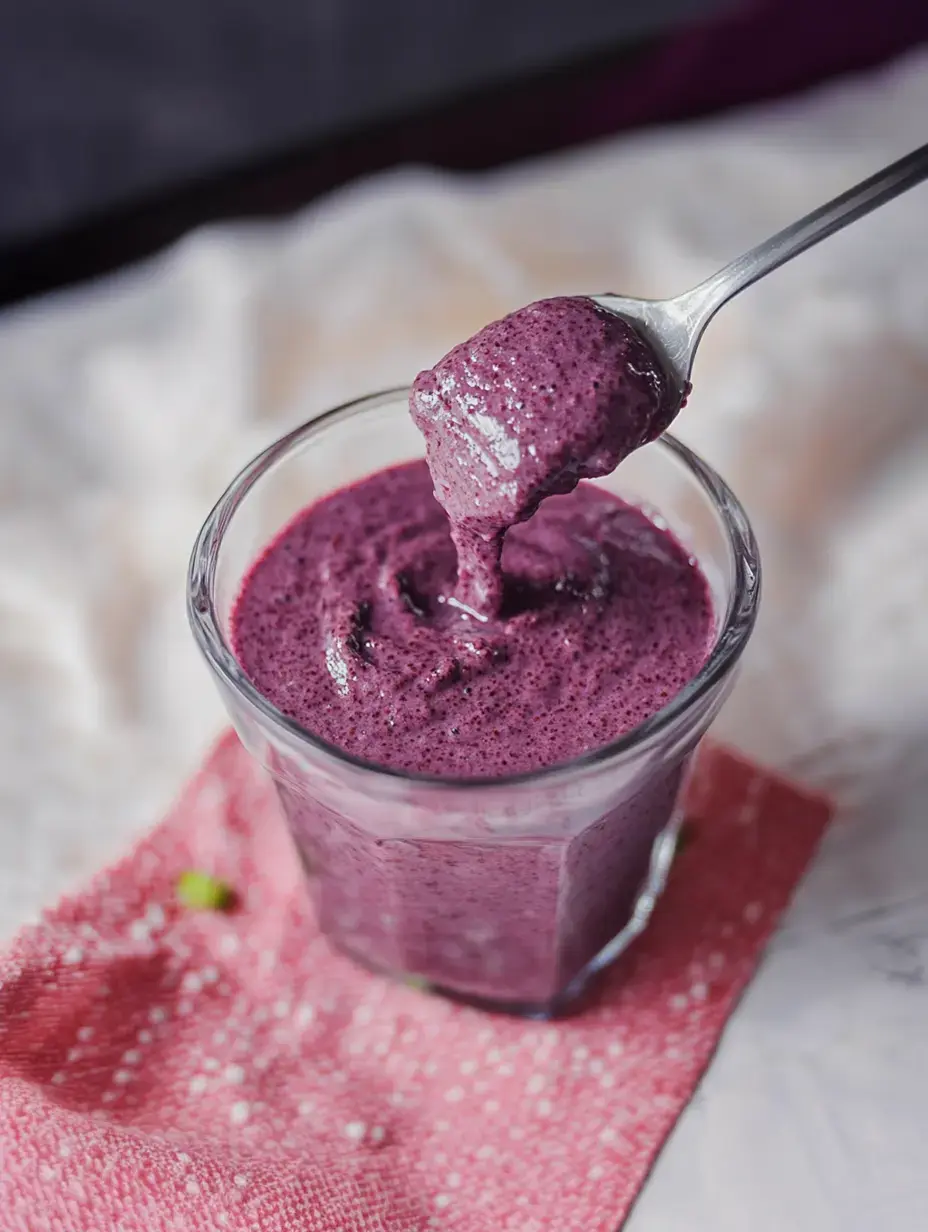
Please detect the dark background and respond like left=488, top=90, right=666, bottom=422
left=0, top=0, right=725, bottom=244
left=1, top=0, right=925, bottom=305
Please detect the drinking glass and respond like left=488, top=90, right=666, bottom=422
left=188, top=389, right=759, bottom=1016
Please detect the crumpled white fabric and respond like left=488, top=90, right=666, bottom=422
left=2, top=49, right=928, bottom=1232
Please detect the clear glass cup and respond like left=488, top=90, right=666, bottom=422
left=188, top=388, right=759, bottom=1017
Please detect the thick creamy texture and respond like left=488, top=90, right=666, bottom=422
left=233, top=461, right=711, bottom=779
left=410, top=296, right=677, bottom=615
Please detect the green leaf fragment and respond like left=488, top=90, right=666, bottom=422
left=675, top=822, right=695, bottom=856
left=176, top=870, right=235, bottom=911
left=401, top=973, right=431, bottom=992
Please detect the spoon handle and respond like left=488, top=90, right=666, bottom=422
left=676, top=142, right=928, bottom=336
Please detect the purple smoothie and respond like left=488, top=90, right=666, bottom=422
left=231, top=297, right=708, bottom=1006
left=234, top=464, right=710, bottom=778
left=410, top=296, right=678, bottom=616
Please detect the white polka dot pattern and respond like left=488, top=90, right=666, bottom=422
left=0, top=734, right=830, bottom=1231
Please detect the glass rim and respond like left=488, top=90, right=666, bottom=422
left=188, top=387, right=761, bottom=791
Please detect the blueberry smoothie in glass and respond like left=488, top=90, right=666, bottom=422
left=193, top=297, right=758, bottom=1014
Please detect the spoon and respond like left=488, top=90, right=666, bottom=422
left=593, top=142, right=928, bottom=404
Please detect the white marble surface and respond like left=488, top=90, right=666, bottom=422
left=2, top=51, right=928, bottom=1230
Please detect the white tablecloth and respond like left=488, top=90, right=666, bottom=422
left=2, top=50, right=928, bottom=1231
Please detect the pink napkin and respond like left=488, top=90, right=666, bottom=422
left=0, top=734, right=830, bottom=1231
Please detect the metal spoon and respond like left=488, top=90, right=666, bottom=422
left=593, top=142, right=928, bottom=404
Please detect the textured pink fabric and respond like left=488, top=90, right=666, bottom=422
left=0, top=733, right=830, bottom=1231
